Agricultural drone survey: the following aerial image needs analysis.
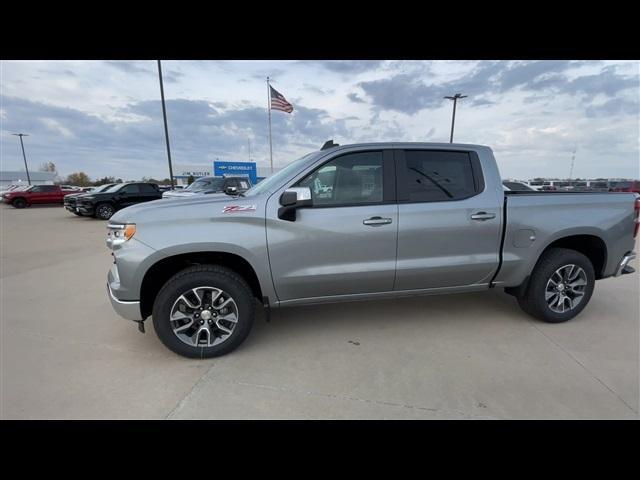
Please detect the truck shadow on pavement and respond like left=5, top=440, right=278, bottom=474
left=243, top=289, right=527, bottom=351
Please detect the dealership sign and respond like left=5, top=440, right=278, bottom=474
left=174, top=164, right=212, bottom=178
left=213, top=161, right=257, bottom=184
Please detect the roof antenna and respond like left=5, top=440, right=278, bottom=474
left=321, top=139, right=339, bottom=150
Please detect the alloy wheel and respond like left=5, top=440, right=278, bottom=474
left=545, top=264, right=588, bottom=313
left=169, top=286, right=239, bottom=347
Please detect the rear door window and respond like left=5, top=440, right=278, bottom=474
left=400, top=150, right=479, bottom=202
left=120, top=184, right=140, bottom=194
left=139, top=184, right=157, bottom=193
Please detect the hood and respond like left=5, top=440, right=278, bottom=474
left=81, top=192, right=114, bottom=200
left=109, top=194, right=260, bottom=224
left=162, top=190, right=202, bottom=198
left=162, top=190, right=229, bottom=198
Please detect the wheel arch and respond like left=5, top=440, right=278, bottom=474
left=139, top=251, right=264, bottom=320
left=505, top=233, right=608, bottom=297
left=539, top=234, right=607, bottom=279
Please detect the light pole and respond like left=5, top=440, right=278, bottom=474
left=444, top=93, right=467, bottom=143
left=157, top=60, right=175, bottom=189
left=12, top=133, right=31, bottom=185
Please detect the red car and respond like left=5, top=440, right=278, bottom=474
left=2, top=184, right=83, bottom=208
left=609, top=180, right=640, bottom=194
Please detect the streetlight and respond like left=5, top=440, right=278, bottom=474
left=12, top=133, right=31, bottom=185
left=444, top=93, right=467, bottom=143
left=157, top=60, right=175, bottom=190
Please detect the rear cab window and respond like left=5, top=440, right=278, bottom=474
left=139, top=184, right=157, bottom=193
left=397, top=150, right=483, bottom=202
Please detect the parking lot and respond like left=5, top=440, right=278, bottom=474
left=1, top=204, right=638, bottom=419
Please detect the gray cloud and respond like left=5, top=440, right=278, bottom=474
left=359, top=61, right=638, bottom=116
left=303, top=60, right=384, bottom=74
left=0, top=95, right=353, bottom=179
left=347, top=93, right=366, bottom=103
left=104, top=61, right=155, bottom=76
left=585, top=97, right=640, bottom=117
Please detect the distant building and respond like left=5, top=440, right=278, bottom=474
left=0, top=171, right=56, bottom=188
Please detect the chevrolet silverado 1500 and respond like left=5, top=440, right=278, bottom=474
left=105, top=142, right=638, bottom=358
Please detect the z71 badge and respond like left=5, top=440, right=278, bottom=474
left=223, top=204, right=257, bottom=213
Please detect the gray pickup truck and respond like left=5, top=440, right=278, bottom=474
left=106, top=142, right=639, bottom=358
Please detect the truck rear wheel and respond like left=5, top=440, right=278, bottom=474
left=151, top=265, right=255, bottom=358
left=517, top=247, right=595, bottom=323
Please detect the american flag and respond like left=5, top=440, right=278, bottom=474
left=270, top=85, right=294, bottom=113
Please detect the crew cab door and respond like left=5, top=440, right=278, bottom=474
left=139, top=183, right=161, bottom=201
left=266, top=149, right=398, bottom=302
left=27, top=185, right=57, bottom=204
left=394, top=148, right=502, bottom=290
left=115, top=183, right=141, bottom=208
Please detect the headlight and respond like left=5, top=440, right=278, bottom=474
left=106, top=223, right=136, bottom=248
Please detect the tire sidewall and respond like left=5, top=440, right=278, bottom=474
left=95, top=203, right=115, bottom=220
left=526, top=248, right=595, bottom=323
left=12, top=198, right=27, bottom=208
left=152, top=268, right=255, bottom=358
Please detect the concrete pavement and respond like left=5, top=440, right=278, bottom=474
left=1, top=205, right=638, bottom=419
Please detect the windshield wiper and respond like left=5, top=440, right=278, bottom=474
left=408, top=167, right=453, bottom=198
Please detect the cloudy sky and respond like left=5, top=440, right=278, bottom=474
left=1, top=60, right=638, bottom=181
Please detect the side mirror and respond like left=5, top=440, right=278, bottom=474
left=225, top=186, right=238, bottom=195
left=278, top=187, right=312, bottom=221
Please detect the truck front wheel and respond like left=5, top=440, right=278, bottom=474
left=12, top=197, right=28, bottom=209
left=95, top=203, right=115, bottom=220
left=152, top=265, right=255, bottom=358
left=517, top=247, right=595, bottom=323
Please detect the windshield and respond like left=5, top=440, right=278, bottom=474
left=244, top=152, right=318, bottom=197
left=93, top=184, right=114, bottom=193
left=185, top=178, right=226, bottom=192
left=104, top=183, right=125, bottom=193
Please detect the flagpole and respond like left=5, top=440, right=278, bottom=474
left=267, top=77, right=273, bottom=174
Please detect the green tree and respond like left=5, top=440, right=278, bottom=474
left=187, top=175, right=195, bottom=185
left=93, top=176, right=117, bottom=186
left=66, top=172, right=92, bottom=187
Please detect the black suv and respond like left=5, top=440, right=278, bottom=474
left=161, top=175, right=252, bottom=198
left=64, top=183, right=116, bottom=216
left=76, top=182, right=162, bottom=220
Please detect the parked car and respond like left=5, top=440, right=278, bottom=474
left=0, top=184, right=29, bottom=196
left=76, top=182, right=162, bottom=220
left=105, top=142, right=639, bottom=358
left=64, top=183, right=117, bottom=216
left=3, top=184, right=82, bottom=208
left=609, top=180, right=640, bottom=194
left=162, top=175, right=252, bottom=199
left=502, top=181, right=534, bottom=191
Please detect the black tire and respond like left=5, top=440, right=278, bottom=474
left=516, top=247, right=595, bottom=323
left=152, top=265, right=255, bottom=358
left=95, top=203, right=115, bottom=220
left=73, top=211, right=82, bottom=216
left=12, top=197, right=27, bottom=209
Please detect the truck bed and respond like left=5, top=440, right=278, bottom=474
left=494, top=191, right=638, bottom=286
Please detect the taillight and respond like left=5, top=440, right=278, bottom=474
left=634, top=196, right=640, bottom=238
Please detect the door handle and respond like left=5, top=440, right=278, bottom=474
left=470, top=212, right=496, bottom=221
left=363, top=216, right=392, bottom=226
